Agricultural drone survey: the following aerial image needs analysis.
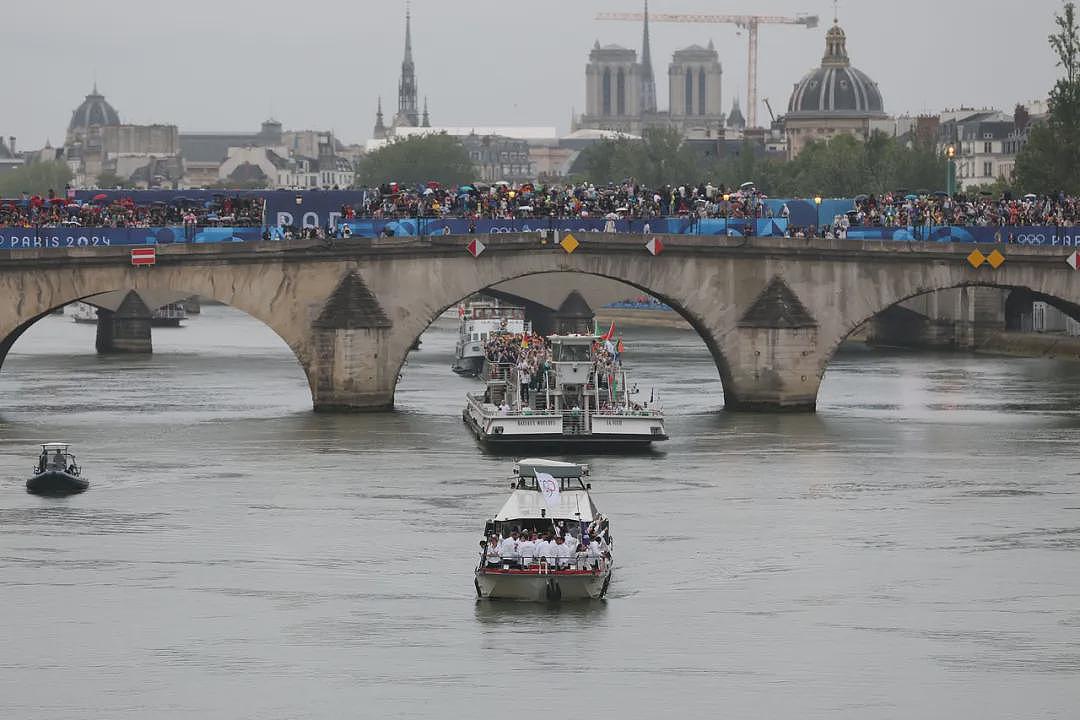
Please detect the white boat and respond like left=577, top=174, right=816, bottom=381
left=463, top=333, right=667, bottom=448
left=452, top=300, right=530, bottom=376
left=474, top=458, right=613, bottom=601
left=70, top=302, right=98, bottom=323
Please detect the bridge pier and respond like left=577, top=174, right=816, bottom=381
left=724, top=326, right=823, bottom=412
left=95, top=291, right=152, bottom=354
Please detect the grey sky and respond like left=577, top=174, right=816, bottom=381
left=11, top=0, right=1061, bottom=150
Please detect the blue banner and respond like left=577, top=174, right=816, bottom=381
left=337, top=217, right=789, bottom=238
left=846, top=226, right=1080, bottom=246
left=1, top=226, right=263, bottom=249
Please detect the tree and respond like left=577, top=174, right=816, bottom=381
left=94, top=171, right=132, bottom=189
left=0, top=161, right=73, bottom=197
left=573, top=127, right=704, bottom=186
left=1015, top=2, right=1080, bottom=193
left=356, top=133, right=474, bottom=186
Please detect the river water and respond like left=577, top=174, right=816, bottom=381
left=0, top=306, right=1077, bottom=719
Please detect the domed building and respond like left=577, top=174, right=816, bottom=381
left=66, top=84, right=121, bottom=145
left=783, top=20, right=891, bottom=159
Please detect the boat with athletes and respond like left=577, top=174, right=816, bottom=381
left=463, top=332, right=666, bottom=448
left=26, top=443, right=89, bottom=496
left=69, top=301, right=188, bottom=326
left=474, top=459, right=613, bottom=601
left=452, top=300, right=530, bottom=376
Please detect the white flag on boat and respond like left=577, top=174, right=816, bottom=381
left=536, top=472, right=561, bottom=508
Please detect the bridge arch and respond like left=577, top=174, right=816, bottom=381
left=0, top=263, right=325, bottom=407
left=385, top=267, right=737, bottom=405
left=818, top=277, right=1080, bottom=389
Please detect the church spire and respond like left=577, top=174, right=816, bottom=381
left=422, top=96, right=430, bottom=127
left=373, top=96, right=387, bottom=139
left=396, top=1, right=420, bottom=126
left=639, top=0, right=657, bottom=113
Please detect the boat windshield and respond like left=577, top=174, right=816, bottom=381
left=553, top=343, right=590, bottom=362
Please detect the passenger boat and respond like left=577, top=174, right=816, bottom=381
left=474, top=458, right=613, bottom=601
left=463, top=332, right=667, bottom=448
left=26, top=443, right=89, bottom=496
left=70, top=302, right=98, bottom=323
left=452, top=300, right=530, bottom=376
left=150, top=302, right=187, bottom=327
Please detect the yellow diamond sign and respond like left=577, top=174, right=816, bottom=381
left=967, top=249, right=986, bottom=268
left=987, top=249, right=1005, bottom=269
left=560, top=233, right=580, bottom=254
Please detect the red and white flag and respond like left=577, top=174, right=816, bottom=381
left=466, top=238, right=485, bottom=257
left=645, top=237, right=664, bottom=255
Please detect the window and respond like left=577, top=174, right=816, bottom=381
left=685, top=68, right=693, bottom=115
left=698, top=67, right=706, bottom=115
left=602, top=68, right=612, bottom=116
left=984, top=142, right=992, bottom=154
left=616, top=68, right=626, bottom=115
left=983, top=161, right=993, bottom=177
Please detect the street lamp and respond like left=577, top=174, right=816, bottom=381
left=814, top=196, right=822, bottom=237
left=722, top=193, right=730, bottom=234
left=946, top=145, right=957, bottom=197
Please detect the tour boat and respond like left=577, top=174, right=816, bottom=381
left=70, top=302, right=98, bottom=323
left=26, top=443, right=89, bottom=496
left=462, top=333, right=667, bottom=448
left=474, top=458, right=613, bottom=601
left=452, top=300, right=530, bottom=376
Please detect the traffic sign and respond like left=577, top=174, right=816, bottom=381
left=466, top=238, right=485, bottom=257
left=645, top=237, right=665, bottom=256
left=1068, top=250, right=1080, bottom=270
left=130, top=247, right=156, bottom=267
left=560, top=233, right=579, bottom=254
left=966, top=249, right=986, bottom=268
left=986, top=249, right=1005, bottom=269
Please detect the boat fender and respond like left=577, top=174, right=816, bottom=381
left=599, top=574, right=611, bottom=599
left=474, top=577, right=483, bottom=598
left=545, top=578, right=562, bottom=601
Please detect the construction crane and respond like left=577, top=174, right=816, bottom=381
left=596, top=10, right=819, bottom=129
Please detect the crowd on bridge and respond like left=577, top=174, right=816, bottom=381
left=359, top=180, right=776, bottom=222
left=853, top=192, right=1080, bottom=228
left=0, top=191, right=264, bottom=229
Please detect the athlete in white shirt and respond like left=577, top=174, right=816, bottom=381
left=552, top=535, right=572, bottom=568
left=499, top=531, right=521, bottom=565
left=517, top=533, right=537, bottom=566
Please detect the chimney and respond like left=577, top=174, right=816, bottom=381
left=8, top=137, right=15, bottom=154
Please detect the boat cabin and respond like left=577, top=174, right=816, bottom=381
left=484, top=459, right=598, bottom=538
left=36, top=442, right=80, bottom=475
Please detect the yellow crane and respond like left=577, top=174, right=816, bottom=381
left=596, top=10, right=819, bottom=129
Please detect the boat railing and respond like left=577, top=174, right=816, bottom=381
left=477, top=555, right=610, bottom=574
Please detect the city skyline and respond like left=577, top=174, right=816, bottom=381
left=9, top=0, right=1060, bottom=149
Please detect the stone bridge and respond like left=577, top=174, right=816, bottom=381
left=1, top=234, right=1077, bottom=412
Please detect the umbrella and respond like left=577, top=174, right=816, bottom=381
left=604, top=212, right=619, bottom=220
left=904, top=194, right=918, bottom=201
left=92, top=193, right=108, bottom=201
left=457, top=185, right=474, bottom=193
left=740, top=181, right=755, bottom=189
left=932, top=191, right=949, bottom=197
left=494, top=181, right=510, bottom=187
left=853, top=194, right=869, bottom=202
left=516, top=206, right=534, bottom=212
left=1023, top=193, right=1037, bottom=200
left=426, top=181, right=441, bottom=189
left=615, top=206, right=629, bottom=212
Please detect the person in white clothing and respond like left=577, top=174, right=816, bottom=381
left=535, top=533, right=553, bottom=564
left=552, top=535, right=572, bottom=568
left=499, top=530, right=520, bottom=566
left=485, top=535, right=502, bottom=567
left=518, top=532, right=537, bottom=566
